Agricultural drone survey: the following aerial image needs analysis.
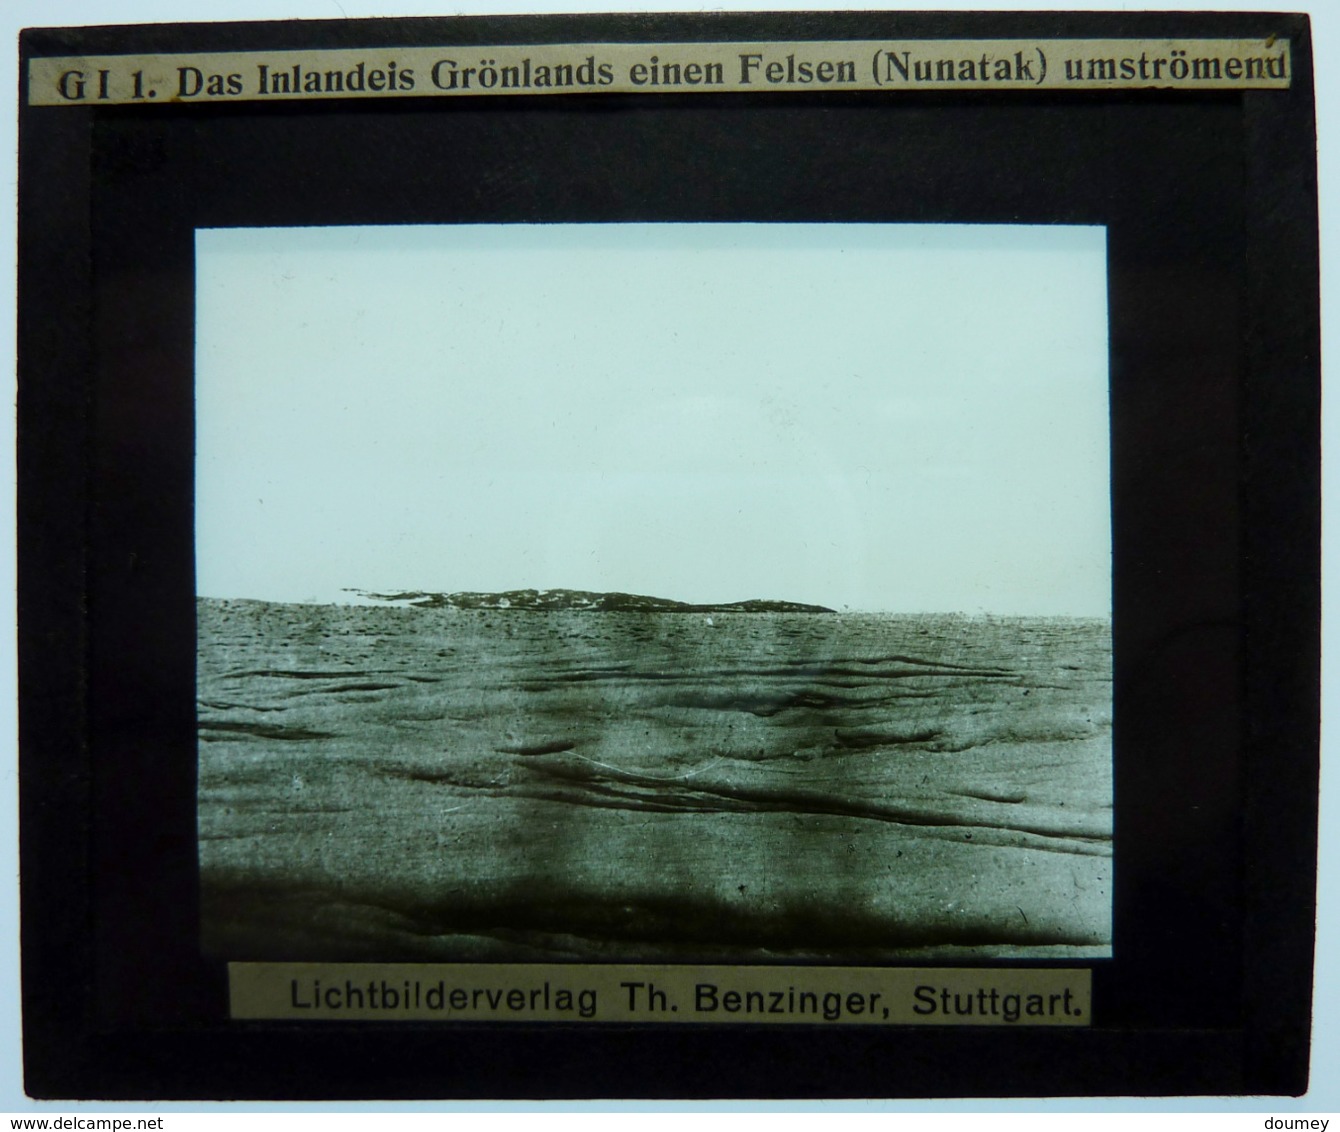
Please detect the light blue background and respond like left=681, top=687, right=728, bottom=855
left=2, top=0, right=1335, bottom=1114
left=196, top=223, right=1110, bottom=614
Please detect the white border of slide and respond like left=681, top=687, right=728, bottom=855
left=1, top=0, right=1333, bottom=1117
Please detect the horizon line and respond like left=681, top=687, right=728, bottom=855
left=195, top=589, right=1112, bottom=619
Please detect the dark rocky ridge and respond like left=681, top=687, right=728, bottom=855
left=348, top=587, right=836, bottom=614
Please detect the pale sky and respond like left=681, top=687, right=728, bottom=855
left=195, top=223, right=1110, bottom=614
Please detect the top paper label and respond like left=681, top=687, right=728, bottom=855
left=28, top=38, right=1291, bottom=106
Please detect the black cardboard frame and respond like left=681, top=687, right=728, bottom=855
left=16, top=9, right=1320, bottom=1099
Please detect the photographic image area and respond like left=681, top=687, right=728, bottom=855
left=195, top=223, right=1113, bottom=962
